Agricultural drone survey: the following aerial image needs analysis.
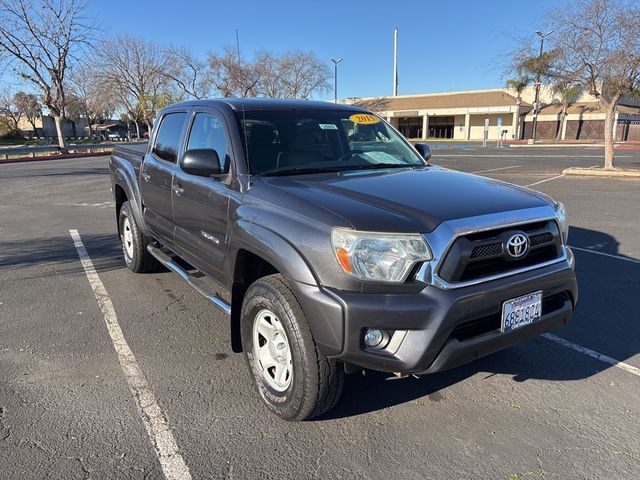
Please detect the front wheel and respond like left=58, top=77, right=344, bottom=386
left=241, top=274, right=344, bottom=421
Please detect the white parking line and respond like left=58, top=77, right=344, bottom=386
left=433, top=154, right=635, bottom=158
left=471, top=165, right=522, bottom=174
left=69, top=229, right=192, bottom=480
left=525, top=174, right=566, bottom=187
left=542, top=333, right=640, bottom=377
left=56, top=201, right=115, bottom=209
left=570, top=246, right=640, bottom=264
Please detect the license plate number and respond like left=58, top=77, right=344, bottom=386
left=501, top=291, right=543, bottom=333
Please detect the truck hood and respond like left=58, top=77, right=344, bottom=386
left=255, top=166, right=551, bottom=233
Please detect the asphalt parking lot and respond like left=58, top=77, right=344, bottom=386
left=1, top=146, right=639, bottom=479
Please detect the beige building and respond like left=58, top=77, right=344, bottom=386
left=16, top=115, right=88, bottom=138
left=345, top=86, right=640, bottom=142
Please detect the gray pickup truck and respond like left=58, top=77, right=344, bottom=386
left=110, top=99, right=577, bottom=421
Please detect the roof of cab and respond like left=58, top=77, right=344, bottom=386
left=165, top=98, right=370, bottom=112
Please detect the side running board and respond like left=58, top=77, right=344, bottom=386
left=147, top=245, right=231, bottom=316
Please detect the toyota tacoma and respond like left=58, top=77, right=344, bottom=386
left=109, top=99, right=577, bottom=421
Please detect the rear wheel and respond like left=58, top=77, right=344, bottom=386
left=118, top=201, right=157, bottom=273
left=241, top=274, right=343, bottom=421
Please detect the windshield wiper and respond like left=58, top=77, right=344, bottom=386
left=347, top=163, right=418, bottom=171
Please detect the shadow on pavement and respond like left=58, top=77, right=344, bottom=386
left=320, top=225, right=639, bottom=420
left=0, top=167, right=108, bottom=179
left=0, top=233, right=123, bottom=275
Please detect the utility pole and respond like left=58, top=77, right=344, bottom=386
left=393, top=28, right=398, bottom=96
left=330, top=57, right=342, bottom=103
left=532, top=29, right=553, bottom=143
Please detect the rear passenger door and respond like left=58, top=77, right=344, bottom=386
left=172, top=109, right=233, bottom=281
left=141, top=111, right=187, bottom=243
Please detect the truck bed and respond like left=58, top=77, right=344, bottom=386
left=112, top=142, right=148, bottom=168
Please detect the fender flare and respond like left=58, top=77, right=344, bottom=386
left=228, top=221, right=344, bottom=356
left=112, top=167, right=150, bottom=237
left=230, top=220, right=318, bottom=286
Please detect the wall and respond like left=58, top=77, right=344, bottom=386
left=468, top=114, right=513, bottom=140
left=453, top=114, right=467, bottom=140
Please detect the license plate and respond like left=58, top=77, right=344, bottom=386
left=501, top=291, right=543, bottom=333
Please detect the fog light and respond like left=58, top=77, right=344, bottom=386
left=364, top=329, right=386, bottom=348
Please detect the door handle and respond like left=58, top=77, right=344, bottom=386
left=141, top=170, right=151, bottom=182
left=173, top=184, right=184, bottom=196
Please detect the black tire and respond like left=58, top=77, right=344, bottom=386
left=118, top=201, right=158, bottom=273
left=241, top=274, right=344, bottom=421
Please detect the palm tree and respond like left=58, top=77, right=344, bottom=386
left=551, top=82, right=582, bottom=140
left=506, top=76, right=532, bottom=139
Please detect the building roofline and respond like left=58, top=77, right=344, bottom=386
left=342, top=88, right=513, bottom=103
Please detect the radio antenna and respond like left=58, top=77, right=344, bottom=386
left=236, top=28, right=250, bottom=173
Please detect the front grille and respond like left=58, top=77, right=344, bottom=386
left=438, top=220, right=562, bottom=284
left=530, top=231, right=554, bottom=246
left=471, top=242, right=503, bottom=258
left=449, top=291, right=571, bottom=341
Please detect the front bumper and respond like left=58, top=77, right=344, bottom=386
left=293, top=256, right=577, bottom=375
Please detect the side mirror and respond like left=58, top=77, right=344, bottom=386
left=414, top=143, right=431, bottom=161
left=180, top=149, right=222, bottom=176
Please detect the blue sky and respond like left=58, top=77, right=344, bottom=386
left=85, top=0, right=560, bottom=100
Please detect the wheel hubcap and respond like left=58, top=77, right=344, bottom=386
left=122, top=218, right=134, bottom=258
left=252, top=309, right=293, bottom=392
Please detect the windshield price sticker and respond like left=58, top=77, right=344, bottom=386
left=349, top=114, right=381, bottom=125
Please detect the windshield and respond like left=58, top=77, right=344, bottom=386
left=235, top=110, right=426, bottom=175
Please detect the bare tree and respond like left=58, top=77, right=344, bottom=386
left=511, top=0, right=640, bottom=169
left=208, top=47, right=259, bottom=97
left=550, top=0, right=640, bottom=168
left=256, top=50, right=330, bottom=99
left=97, top=34, right=172, bottom=135
left=163, top=46, right=213, bottom=99
left=208, top=47, right=330, bottom=99
left=68, top=65, right=116, bottom=136
left=13, top=91, right=41, bottom=135
left=0, top=0, right=95, bottom=151
left=0, top=89, right=22, bottom=132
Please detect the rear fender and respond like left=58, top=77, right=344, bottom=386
left=111, top=159, right=150, bottom=237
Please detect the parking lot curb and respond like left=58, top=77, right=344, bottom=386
left=0, top=151, right=110, bottom=164
left=563, top=167, right=640, bottom=178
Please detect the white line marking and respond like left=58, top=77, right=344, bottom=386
left=56, top=201, right=114, bottom=208
left=525, top=174, right=566, bottom=187
left=542, top=333, right=640, bottom=377
left=471, top=165, right=522, bottom=174
left=570, top=246, right=640, bottom=264
left=69, top=229, right=192, bottom=480
left=432, top=154, right=638, bottom=158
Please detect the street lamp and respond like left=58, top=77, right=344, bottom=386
left=532, top=29, right=554, bottom=143
left=330, top=57, right=342, bottom=103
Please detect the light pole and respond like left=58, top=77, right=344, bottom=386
left=330, top=57, right=342, bottom=103
left=532, top=29, right=553, bottom=143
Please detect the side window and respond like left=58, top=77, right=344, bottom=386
left=186, top=112, right=230, bottom=173
left=152, top=112, right=187, bottom=163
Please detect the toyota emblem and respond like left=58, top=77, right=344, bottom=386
left=506, top=233, right=529, bottom=258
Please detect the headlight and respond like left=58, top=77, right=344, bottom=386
left=331, top=228, right=432, bottom=282
left=555, top=202, right=569, bottom=243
